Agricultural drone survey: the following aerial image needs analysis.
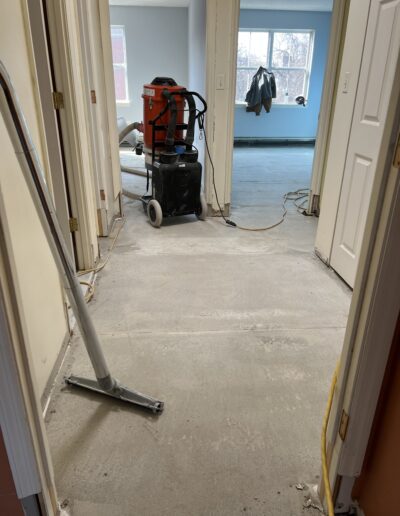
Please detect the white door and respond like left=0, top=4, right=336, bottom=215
left=330, top=0, right=400, bottom=287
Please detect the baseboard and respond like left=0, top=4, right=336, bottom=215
left=41, top=329, right=71, bottom=413
left=234, top=138, right=316, bottom=146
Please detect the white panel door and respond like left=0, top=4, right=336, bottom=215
left=330, top=0, right=400, bottom=287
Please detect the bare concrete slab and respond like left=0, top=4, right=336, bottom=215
left=45, top=146, right=351, bottom=515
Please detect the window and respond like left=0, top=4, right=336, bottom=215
left=236, top=30, right=314, bottom=105
left=111, top=25, right=129, bottom=103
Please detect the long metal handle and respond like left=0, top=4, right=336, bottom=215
left=0, top=61, right=113, bottom=389
left=0, top=61, right=163, bottom=412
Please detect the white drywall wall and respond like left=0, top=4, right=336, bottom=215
left=0, top=1, right=68, bottom=396
left=188, top=0, right=206, bottom=169
left=109, top=5, right=189, bottom=122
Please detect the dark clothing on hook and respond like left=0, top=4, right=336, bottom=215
left=245, top=66, right=277, bottom=115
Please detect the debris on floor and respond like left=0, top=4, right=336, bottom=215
left=301, top=484, right=325, bottom=513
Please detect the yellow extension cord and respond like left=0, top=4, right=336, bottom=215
left=321, top=362, right=340, bottom=516
left=78, top=205, right=338, bottom=516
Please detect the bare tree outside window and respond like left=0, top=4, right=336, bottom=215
left=236, top=30, right=314, bottom=105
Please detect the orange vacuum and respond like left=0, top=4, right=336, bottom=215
left=141, top=77, right=208, bottom=227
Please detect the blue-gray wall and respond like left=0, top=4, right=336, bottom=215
left=110, top=6, right=188, bottom=122
left=234, top=9, right=332, bottom=139
left=188, top=0, right=206, bottom=168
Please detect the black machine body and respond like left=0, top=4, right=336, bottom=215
left=141, top=77, right=208, bottom=228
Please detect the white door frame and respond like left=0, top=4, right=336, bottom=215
left=307, top=0, right=349, bottom=215
left=206, top=0, right=347, bottom=216
left=98, top=0, right=123, bottom=204
left=204, top=0, right=239, bottom=214
left=25, top=0, right=75, bottom=263
left=314, top=0, right=372, bottom=264
left=44, top=0, right=99, bottom=270
left=76, top=0, right=122, bottom=237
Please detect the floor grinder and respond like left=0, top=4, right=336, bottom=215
left=141, top=77, right=208, bottom=227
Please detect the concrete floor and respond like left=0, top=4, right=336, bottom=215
left=45, top=146, right=351, bottom=515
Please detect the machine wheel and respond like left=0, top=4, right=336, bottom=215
left=147, top=199, right=163, bottom=227
left=196, top=193, right=208, bottom=221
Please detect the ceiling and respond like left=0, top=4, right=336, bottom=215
left=109, top=0, right=190, bottom=6
left=109, top=0, right=333, bottom=9
left=240, top=0, right=333, bottom=10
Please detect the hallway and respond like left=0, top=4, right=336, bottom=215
left=47, top=148, right=350, bottom=516
left=45, top=152, right=351, bottom=514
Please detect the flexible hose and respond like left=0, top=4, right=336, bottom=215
left=118, top=122, right=142, bottom=144
left=321, top=362, right=340, bottom=516
left=120, top=164, right=149, bottom=178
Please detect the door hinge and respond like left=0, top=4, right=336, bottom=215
left=100, top=189, right=106, bottom=201
left=311, top=194, right=320, bottom=215
left=393, top=133, right=400, bottom=168
left=52, top=91, right=64, bottom=110
left=90, top=90, right=97, bottom=104
left=339, top=410, right=349, bottom=441
left=69, top=217, right=78, bottom=232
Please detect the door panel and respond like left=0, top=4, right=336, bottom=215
left=331, top=0, right=400, bottom=287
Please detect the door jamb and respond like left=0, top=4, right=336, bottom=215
left=205, top=0, right=240, bottom=214
left=44, top=0, right=99, bottom=271
left=307, top=0, right=349, bottom=215
left=26, top=0, right=76, bottom=264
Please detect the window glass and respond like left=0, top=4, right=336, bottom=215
left=272, top=32, right=311, bottom=68
left=237, top=31, right=269, bottom=68
left=236, top=29, right=313, bottom=105
left=273, top=69, right=306, bottom=104
left=113, top=66, right=127, bottom=102
left=111, top=26, right=129, bottom=102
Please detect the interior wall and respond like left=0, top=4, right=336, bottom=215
left=109, top=5, right=189, bottom=123
left=0, top=0, right=68, bottom=395
left=188, top=0, right=206, bottom=168
left=234, top=9, right=332, bottom=139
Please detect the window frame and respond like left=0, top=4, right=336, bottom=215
left=236, top=28, right=315, bottom=107
left=110, top=24, right=130, bottom=104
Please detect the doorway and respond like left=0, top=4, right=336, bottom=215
left=231, top=0, right=333, bottom=231
left=108, top=1, right=207, bottom=205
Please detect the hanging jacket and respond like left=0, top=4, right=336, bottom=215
left=245, top=67, right=277, bottom=116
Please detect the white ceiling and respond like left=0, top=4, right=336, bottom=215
left=241, top=0, right=333, bottom=10
left=109, top=0, right=333, bottom=9
left=109, top=0, right=190, bottom=6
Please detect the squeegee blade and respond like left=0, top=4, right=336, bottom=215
left=66, top=375, right=164, bottom=414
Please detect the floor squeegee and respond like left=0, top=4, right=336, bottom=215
left=0, top=61, right=164, bottom=414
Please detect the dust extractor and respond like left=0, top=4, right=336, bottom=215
left=141, top=77, right=208, bottom=227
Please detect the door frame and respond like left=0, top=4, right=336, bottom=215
left=207, top=0, right=347, bottom=215
left=44, top=0, right=100, bottom=271
left=25, top=0, right=76, bottom=264
left=307, top=0, right=349, bottom=215
left=75, top=0, right=122, bottom=237
left=204, top=0, right=240, bottom=214
left=314, top=0, right=372, bottom=265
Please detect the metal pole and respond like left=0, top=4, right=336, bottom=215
left=0, top=61, right=163, bottom=413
